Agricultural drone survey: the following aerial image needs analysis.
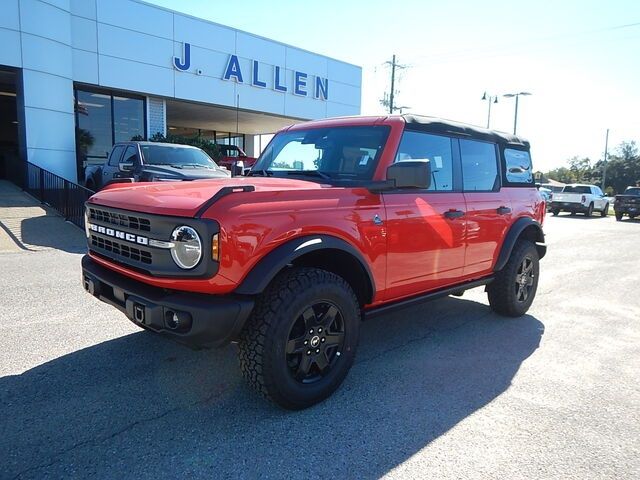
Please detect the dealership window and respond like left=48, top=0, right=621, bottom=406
left=75, top=88, right=145, bottom=162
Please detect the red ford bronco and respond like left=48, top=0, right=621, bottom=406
left=81, top=115, right=546, bottom=409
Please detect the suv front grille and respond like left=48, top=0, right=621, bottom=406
left=89, top=207, right=151, bottom=232
left=90, top=235, right=152, bottom=265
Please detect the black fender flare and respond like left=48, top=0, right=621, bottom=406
left=235, top=235, right=375, bottom=298
left=494, top=217, right=546, bottom=272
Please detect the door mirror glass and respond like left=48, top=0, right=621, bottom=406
left=387, top=159, right=431, bottom=189
left=119, top=161, right=134, bottom=172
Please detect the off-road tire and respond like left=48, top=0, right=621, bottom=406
left=487, top=240, right=539, bottom=317
left=585, top=203, right=594, bottom=217
left=601, top=203, right=609, bottom=217
left=237, top=267, right=360, bottom=410
left=615, top=212, right=623, bottom=221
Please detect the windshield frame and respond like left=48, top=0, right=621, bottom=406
left=139, top=144, right=219, bottom=168
left=250, top=125, right=392, bottom=184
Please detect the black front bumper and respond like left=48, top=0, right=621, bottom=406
left=81, top=255, right=254, bottom=348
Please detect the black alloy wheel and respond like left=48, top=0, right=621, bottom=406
left=514, top=256, right=535, bottom=303
left=285, top=301, right=345, bottom=383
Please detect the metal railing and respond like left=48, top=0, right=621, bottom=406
left=23, top=162, right=95, bottom=230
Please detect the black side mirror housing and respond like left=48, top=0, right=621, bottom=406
left=386, top=160, right=431, bottom=189
left=119, top=161, right=134, bottom=172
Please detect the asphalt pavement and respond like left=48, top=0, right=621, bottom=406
left=1, top=195, right=639, bottom=479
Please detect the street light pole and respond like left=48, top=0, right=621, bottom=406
left=481, top=92, right=499, bottom=129
left=602, top=128, right=610, bottom=191
left=503, top=92, right=531, bottom=134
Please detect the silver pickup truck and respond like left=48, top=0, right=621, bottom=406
left=550, top=184, right=609, bottom=217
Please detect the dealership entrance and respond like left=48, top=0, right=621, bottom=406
left=165, top=99, right=298, bottom=157
left=0, top=68, right=20, bottom=184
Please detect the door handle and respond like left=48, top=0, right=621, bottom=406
left=444, top=209, right=465, bottom=219
left=497, top=206, right=512, bottom=215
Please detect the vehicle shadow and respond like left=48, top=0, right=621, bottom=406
left=1, top=297, right=544, bottom=479
left=550, top=213, right=606, bottom=220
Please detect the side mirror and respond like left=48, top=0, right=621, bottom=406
left=386, top=160, right=431, bottom=189
left=119, top=161, right=134, bottom=172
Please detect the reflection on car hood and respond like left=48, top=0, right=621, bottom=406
left=139, top=164, right=230, bottom=180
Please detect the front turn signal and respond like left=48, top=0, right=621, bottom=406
left=211, top=233, right=220, bottom=261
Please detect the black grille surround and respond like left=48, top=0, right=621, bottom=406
left=85, top=202, right=220, bottom=278
left=89, top=206, right=151, bottom=232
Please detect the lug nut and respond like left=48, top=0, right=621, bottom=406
left=304, top=340, right=308, bottom=345
left=318, top=327, right=323, bottom=333
left=315, top=349, right=320, bottom=354
left=309, top=329, right=314, bottom=334
left=307, top=350, right=311, bottom=355
left=321, top=338, right=326, bottom=343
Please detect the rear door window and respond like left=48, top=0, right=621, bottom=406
left=460, top=139, right=499, bottom=191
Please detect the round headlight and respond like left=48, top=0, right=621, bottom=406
left=170, top=226, right=202, bottom=269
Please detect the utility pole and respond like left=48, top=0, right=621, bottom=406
left=380, top=55, right=408, bottom=114
left=602, top=128, right=610, bottom=191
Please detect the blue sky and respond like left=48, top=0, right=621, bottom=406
left=147, top=0, right=640, bottom=172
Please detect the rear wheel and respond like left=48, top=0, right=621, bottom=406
left=585, top=203, right=594, bottom=217
left=601, top=203, right=609, bottom=217
left=238, top=267, right=360, bottom=410
left=487, top=240, right=539, bottom=317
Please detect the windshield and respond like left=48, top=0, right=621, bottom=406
left=563, top=185, right=591, bottom=194
left=140, top=145, right=218, bottom=168
left=251, top=126, right=390, bottom=181
left=624, top=187, right=640, bottom=195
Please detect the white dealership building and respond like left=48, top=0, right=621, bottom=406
left=0, top=0, right=362, bottom=183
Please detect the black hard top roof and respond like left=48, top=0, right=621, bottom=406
left=402, top=114, right=530, bottom=148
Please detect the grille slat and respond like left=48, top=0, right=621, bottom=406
left=91, top=235, right=152, bottom=265
left=89, top=208, right=151, bottom=232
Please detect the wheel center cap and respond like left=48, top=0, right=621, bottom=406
left=310, top=335, right=320, bottom=348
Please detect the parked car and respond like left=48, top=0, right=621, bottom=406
left=537, top=186, right=553, bottom=209
left=613, top=186, right=640, bottom=221
left=216, top=145, right=257, bottom=176
left=81, top=114, right=546, bottom=409
left=84, top=141, right=230, bottom=191
left=550, top=184, right=609, bottom=217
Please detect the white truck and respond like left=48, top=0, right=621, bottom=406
left=550, top=184, right=609, bottom=217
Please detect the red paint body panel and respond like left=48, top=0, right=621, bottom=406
left=383, top=192, right=467, bottom=300
left=86, top=115, right=545, bottom=309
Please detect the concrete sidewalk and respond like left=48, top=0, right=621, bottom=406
left=0, top=180, right=86, bottom=253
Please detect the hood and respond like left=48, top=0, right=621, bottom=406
left=138, top=164, right=230, bottom=181
left=88, top=176, right=327, bottom=217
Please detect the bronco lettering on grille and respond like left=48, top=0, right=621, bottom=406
left=88, top=223, right=149, bottom=246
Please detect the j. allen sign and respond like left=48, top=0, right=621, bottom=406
left=173, top=43, right=329, bottom=101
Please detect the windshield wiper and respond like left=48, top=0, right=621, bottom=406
left=284, top=170, right=332, bottom=180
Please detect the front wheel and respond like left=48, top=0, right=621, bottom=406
left=551, top=209, right=560, bottom=216
left=601, top=203, right=609, bottom=217
left=238, top=267, right=360, bottom=410
left=487, top=240, right=540, bottom=317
